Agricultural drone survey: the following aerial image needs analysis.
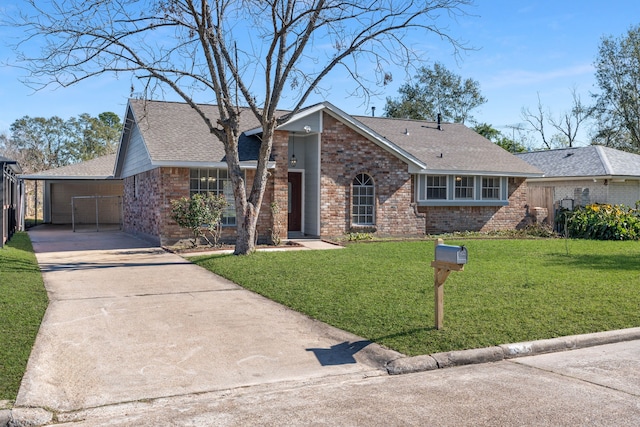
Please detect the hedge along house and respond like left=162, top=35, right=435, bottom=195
left=114, top=99, right=542, bottom=246
left=1, top=155, right=23, bottom=247
left=19, top=154, right=123, bottom=230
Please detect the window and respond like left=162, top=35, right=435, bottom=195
left=133, top=175, right=139, bottom=199
left=190, top=168, right=236, bottom=225
left=455, top=176, right=474, bottom=199
left=426, top=175, right=447, bottom=199
left=352, top=173, right=375, bottom=225
left=482, top=177, right=501, bottom=200
left=417, top=174, right=506, bottom=204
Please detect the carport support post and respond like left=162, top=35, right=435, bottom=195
left=95, top=195, right=99, bottom=232
left=431, top=238, right=464, bottom=330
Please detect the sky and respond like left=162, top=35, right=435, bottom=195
left=1, top=1, right=640, bottom=149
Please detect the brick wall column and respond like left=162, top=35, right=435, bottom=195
left=270, top=130, right=289, bottom=242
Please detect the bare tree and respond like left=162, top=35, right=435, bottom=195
left=521, top=93, right=552, bottom=149
left=10, top=0, right=472, bottom=254
left=522, top=89, right=592, bottom=149
left=548, top=88, right=593, bottom=148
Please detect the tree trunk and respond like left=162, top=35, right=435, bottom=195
left=223, top=116, right=275, bottom=256
left=234, top=203, right=258, bottom=255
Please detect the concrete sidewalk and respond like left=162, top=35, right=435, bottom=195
left=8, top=226, right=397, bottom=424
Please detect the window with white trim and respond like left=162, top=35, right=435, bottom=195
left=482, top=177, right=501, bottom=200
left=352, top=173, right=375, bottom=225
left=454, top=176, right=474, bottom=199
left=189, top=168, right=236, bottom=225
left=426, top=175, right=447, bottom=199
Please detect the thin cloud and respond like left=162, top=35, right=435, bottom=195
left=484, top=63, right=594, bottom=89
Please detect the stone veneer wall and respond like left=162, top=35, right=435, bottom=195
left=419, top=177, right=530, bottom=234
left=123, top=166, right=277, bottom=246
left=320, top=113, right=426, bottom=238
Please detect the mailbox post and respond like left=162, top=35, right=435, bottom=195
left=430, top=238, right=467, bottom=330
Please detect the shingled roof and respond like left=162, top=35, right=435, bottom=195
left=516, top=146, right=640, bottom=178
left=121, top=99, right=541, bottom=177
left=126, top=99, right=272, bottom=164
left=355, top=115, right=542, bottom=175
left=20, top=154, right=117, bottom=180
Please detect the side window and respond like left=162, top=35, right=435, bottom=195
left=426, top=175, right=447, bottom=199
left=189, top=168, right=236, bottom=226
left=482, top=177, right=501, bottom=200
left=352, top=173, right=375, bottom=225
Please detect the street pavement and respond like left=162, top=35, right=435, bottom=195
left=3, top=226, right=640, bottom=426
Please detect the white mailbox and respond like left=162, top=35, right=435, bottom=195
left=435, top=244, right=467, bottom=265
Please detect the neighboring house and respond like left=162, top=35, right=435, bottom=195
left=517, top=146, right=640, bottom=219
left=113, top=99, right=542, bottom=245
left=1, top=155, right=23, bottom=247
left=20, top=154, right=123, bottom=228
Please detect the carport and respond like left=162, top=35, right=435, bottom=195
left=20, top=154, right=123, bottom=230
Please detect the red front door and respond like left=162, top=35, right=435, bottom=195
left=288, top=172, right=302, bottom=232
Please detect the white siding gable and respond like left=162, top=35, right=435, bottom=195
left=120, top=122, right=154, bottom=178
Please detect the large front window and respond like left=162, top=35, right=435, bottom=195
left=416, top=174, right=507, bottom=205
left=190, top=168, right=236, bottom=225
left=352, top=173, right=375, bottom=225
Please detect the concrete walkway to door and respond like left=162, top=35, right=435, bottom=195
left=14, top=226, right=398, bottom=421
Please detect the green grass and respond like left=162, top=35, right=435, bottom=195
left=0, top=233, right=48, bottom=401
left=192, top=239, right=640, bottom=356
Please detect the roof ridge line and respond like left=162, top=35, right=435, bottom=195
left=595, top=145, right=614, bottom=175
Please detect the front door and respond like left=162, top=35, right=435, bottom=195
left=288, top=172, right=302, bottom=232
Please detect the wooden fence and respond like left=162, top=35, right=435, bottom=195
left=528, top=186, right=555, bottom=225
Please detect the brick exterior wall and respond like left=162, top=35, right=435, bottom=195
left=123, top=167, right=190, bottom=245
left=267, top=130, right=289, bottom=243
left=419, top=177, right=530, bottom=233
left=123, top=114, right=532, bottom=244
left=123, top=166, right=277, bottom=246
left=320, top=113, right=426, bottom=238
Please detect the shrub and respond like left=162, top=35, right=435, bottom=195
left=561, top=203, right=640, bottom=240
left=170, top=193, right=228, bottom=246
left=346, top=232, right=374, bottom=241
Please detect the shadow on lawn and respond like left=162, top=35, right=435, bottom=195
left=0, top=258, right=41, bottom=274
left=546, top=252, right=640, bottom=271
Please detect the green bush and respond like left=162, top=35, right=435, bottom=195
left=560, top=203, right=640, bottom=240
left=170, top=193, right=228, bottom=246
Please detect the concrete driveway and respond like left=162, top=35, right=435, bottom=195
left=15, top=226, right=398, bottom=415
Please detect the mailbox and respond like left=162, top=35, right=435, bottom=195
left=435, top=244, right=467, bottom=265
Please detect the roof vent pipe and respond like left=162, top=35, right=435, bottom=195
left=371, top=106, right=376, bottom=117
left=437, top=113, right=442, bottom=131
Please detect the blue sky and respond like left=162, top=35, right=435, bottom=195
left=1, top=1, right=639, bottom=148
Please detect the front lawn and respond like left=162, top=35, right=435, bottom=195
left=0, top=233, right=48, bottom=401
left=192, top=239, right=640, bottom=356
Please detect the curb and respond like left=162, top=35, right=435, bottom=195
left=5, top=329, right=640, bottom=426
left=386, top=326, right=640, bottom=375
left=1, top=407, right=53, bottom=427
